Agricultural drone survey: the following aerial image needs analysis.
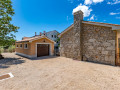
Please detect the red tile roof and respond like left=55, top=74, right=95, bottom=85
left=16, top=35, right=55, bottom=43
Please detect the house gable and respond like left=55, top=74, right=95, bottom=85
left=30, top=36, right=56, bottom=44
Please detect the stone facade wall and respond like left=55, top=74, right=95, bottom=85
left=60, top=27, right=74, bottom=58
left=82, top=24, right=116, bottom=65
left=60, top=23, right=116, bottom=65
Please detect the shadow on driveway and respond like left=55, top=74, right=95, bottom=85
left=30, top=56, right=59, bottom=60
left=0, top=58, right=25, bottom=69
left=16, top=53, right=59, bottom=61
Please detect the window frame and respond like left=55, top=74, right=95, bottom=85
left=24, top=43, right=28, bottom=49
left=16, top=44, right=19, bottom=48
left=20, top=44, right=23, bottom=48
left=51, top=35, right=53, bottom=38
left=54, top=35, right=56, bottom=38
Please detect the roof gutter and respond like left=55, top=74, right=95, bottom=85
left=16, top=41, right=29, bottom=43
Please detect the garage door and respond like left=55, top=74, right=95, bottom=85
left=37, top=44, right=49, bottom=57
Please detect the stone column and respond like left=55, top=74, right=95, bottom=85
left=73, top=10, right=83, bottom=60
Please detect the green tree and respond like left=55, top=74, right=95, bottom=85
left=0, top=0, right=19, bottom=46
left=0, top=0, right=19, bottom=56
left=1, top=38, right=16, bottom=47
left=56, top=38, right=60, bottom=47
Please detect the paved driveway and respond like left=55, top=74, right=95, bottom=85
left=0, top=53, right=120, bottom=90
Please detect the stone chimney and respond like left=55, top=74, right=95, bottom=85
left=40, top=32, right=42, bottom=36
left=43, top=31, right=46, bottom=36
left=35, top=32, right=37, bottom=36
left=73, top=10, right=83, bottom=60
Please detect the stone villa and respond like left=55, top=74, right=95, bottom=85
left=59, top=10, right=120, bottom=66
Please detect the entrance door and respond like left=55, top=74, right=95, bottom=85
left=37, top=44, right=49, bottom=57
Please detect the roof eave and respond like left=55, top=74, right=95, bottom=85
left=16, top=41, right=29, bottom=43
left=16, top=36, right=56, bottom=44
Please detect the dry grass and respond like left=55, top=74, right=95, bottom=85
left=0, top=53, right=120, bottom=90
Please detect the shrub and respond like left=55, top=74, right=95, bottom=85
left=0, top=47, right=4, bottom=54
left=8, top=45, right=15, bottom=53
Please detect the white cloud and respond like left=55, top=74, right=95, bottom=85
left=107, top=2, right=111, bottom=4
left=93, top=0, right=104, bottom=3
left=110, top=12, right=120, bottom=15
left=88, top=14, right=97, bottom=21
left=73, top=4, right=92, bottom=17
left=85, top=0, right=104, bottom=5
left=110, top=12, right=117, bottom=15
left=90, top=15, right=95, bottom=20
left=107, top=0, right=120, bottom=5
left=85, top=0, right=92, bottom=5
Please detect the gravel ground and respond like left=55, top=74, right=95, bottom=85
left=0, top=53, right=120, bottom=90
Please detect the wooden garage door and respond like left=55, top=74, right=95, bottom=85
left=37, top=44, right=49, bottom=57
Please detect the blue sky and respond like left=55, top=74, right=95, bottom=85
left=11, top=0, right=120, bottom=40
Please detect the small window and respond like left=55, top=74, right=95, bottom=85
left=54, top=35, right=56, bottom=38
left=20, top=44, right=22, bottom=48
left=24, top=44, right=28, bottom=49
left=16, top=44, right=19, bottom=48
left=51, top=35, right=53, bottom=38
